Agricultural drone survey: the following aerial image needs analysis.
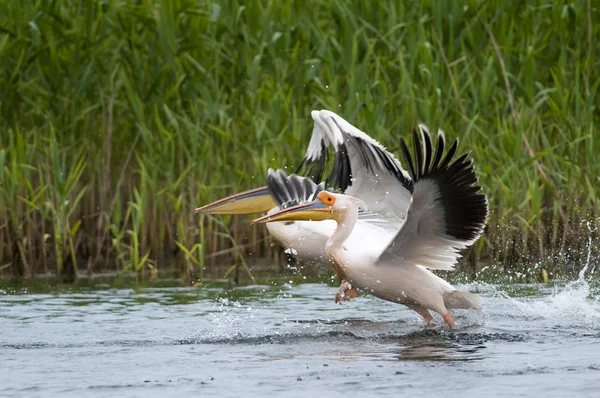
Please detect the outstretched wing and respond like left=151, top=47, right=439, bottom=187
left=297, top=110, right=413, bottom=225
left=376, top=126, right=488, bottom=271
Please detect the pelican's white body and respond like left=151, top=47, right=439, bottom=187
left=317, top=198, right=462, bottom=317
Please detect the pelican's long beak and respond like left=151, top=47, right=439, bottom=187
left=193, top=186, right=276, bottom=215
left=251, top=200, right=334, bottom=225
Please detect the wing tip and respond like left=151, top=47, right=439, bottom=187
left=409, top=124, right=489, bottom=243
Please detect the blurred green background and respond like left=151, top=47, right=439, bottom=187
left=0, top=0, right=598, bottom=283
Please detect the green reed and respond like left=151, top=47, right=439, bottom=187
left=0, top=0, right=598, bottom=282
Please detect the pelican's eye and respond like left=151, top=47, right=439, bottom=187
left=317, top=191, right=336, bottom=206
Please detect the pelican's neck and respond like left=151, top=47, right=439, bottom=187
left=326, top=205, right=358, bottom=276
left=329, top=210, right=357, bottom=248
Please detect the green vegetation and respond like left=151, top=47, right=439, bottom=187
left=1, top=0, right=598, bottom=282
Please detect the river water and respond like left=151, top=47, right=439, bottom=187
left=1, top=277, right=600, bottom=398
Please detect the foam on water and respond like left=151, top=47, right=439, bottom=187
left=512, top=228, right=599, bottom=329
left=506, top=281, right=600, bottom=329
left=465, top=228, right=600, bottom=331
left=196, top=297, right=260, bottom=341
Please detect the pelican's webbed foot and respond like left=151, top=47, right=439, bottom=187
left=334, top=280, right=360, bottom=304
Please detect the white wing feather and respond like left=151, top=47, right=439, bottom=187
left=308, top=110, right=413, bottom=226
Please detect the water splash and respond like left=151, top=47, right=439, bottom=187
left=577, top=220, right=596, bottom=283
left=510, top=284, right=599, bottom=329
left=478, top=224, right=600, bottom=329
left=186, top=298, right=259, bottom=342
left=526, top=223, right=600, bottom=328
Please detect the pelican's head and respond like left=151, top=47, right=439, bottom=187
left=251, top=191, right=366, bottom=225
left=193, top=186, right=276, bottom=215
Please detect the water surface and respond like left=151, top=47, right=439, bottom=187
left=1, top=279, right=600, bottom=397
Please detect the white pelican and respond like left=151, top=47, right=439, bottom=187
left=194, top=110, right=410, bottom=262
left=251, top=128, right=489, bottom=328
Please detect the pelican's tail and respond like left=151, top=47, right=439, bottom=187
left=444, top=290, right=483, bottom=310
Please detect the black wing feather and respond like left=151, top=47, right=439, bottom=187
left=421, top=127, right=433, bottom=174
left=400, top=137, right=417, bottom=183
left=267, top=169, right=328, bottom=209
left=412, top=128, right=423, bottom=180
left=401, top=128, right=488, bottom=242
left=295, top=141, right=328, bottom=184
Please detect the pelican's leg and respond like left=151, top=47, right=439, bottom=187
left=442, top=312, right=457, bottom=329
left=407, top=304, right=434, bottom=325
left=334, top=280, right=360, bottom=304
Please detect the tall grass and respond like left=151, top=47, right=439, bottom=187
left=0, top=0, right=598, bottom=281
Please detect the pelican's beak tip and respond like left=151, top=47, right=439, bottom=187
left=250, top=217, right=264, bottom=225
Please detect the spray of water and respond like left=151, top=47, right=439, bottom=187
left=577, top=220, right=596, bottom=283
left=488, top=221, right=600, bottom=329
